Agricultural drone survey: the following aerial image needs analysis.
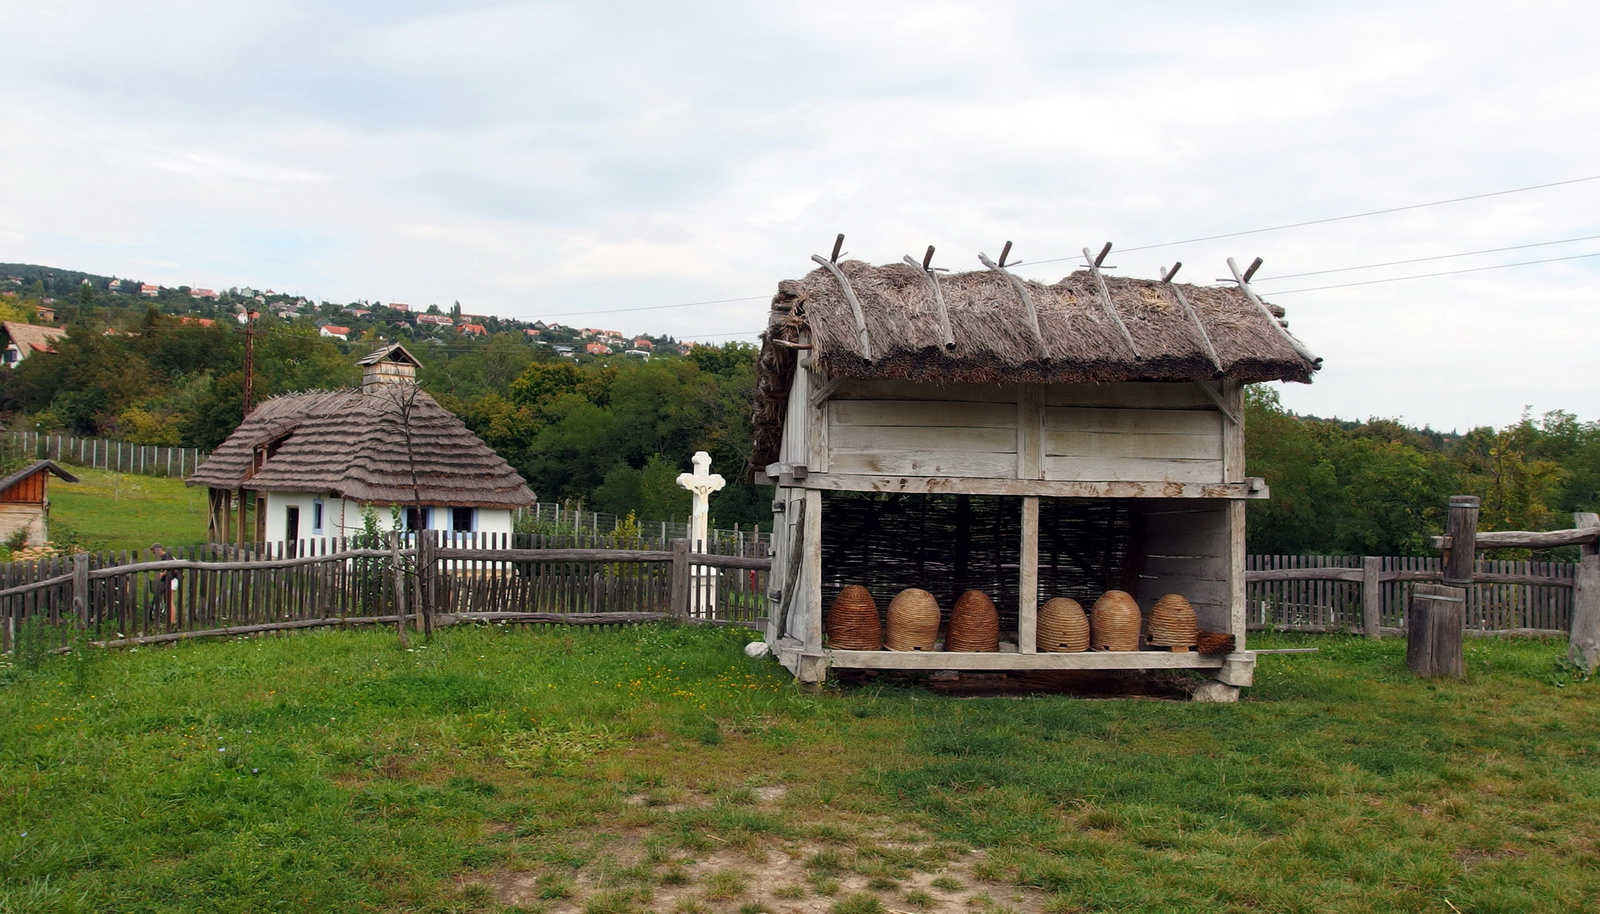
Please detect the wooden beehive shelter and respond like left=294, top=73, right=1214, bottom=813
left=755, top=242, right=1319, bottom=691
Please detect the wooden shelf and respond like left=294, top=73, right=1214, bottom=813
left=813, top=648, right=1232, bottom=672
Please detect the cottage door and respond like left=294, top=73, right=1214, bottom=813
left=285, top=506, right=300, bottom=555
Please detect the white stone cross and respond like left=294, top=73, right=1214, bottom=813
left=676, top=450, right=725, bottom=551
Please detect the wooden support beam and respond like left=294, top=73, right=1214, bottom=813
left=1019, top=496, right=1039, bottom=653
left=784, top=473, right=1269, bottom=500
left=1227, top=256, right=1322, bottom=367
left=1193, top=380, right=1243, bottom=427
left=1430, top=527, right=1600, bottom=550
left=801, top=489, right=823, bottom=654
left=1165, top=277, right=1223, bottom=372
left=903, top=251, right=956, bottom=350
left=825, top=648, right=1230, bottom=672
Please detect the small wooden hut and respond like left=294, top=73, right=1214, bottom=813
left=754, top=248, right=1319, bottom=690
left=0, top=460, right=78, bottom=546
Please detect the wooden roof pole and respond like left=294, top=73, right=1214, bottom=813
left=1159, top=262, right=1223, bottom=373
left=1081, top=243, right=1141, bottom=359
left=902, top=245, right=956, bottom=351
left=811, top=234, right=873, bottom=360
left=1226, top=256, right=1322, bottom=368
left=978, top=242, right=1052, bottom=359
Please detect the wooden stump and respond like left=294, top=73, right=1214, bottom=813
left=1406, top=583, right=1465, bottom=679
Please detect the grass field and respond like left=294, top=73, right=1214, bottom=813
left=2, top=626, right=1597, bottom=914
left=45, top=468, right=208, bottom=552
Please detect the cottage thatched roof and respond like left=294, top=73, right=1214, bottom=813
left=187, top=386, right=535, bottom=509
left=753, top=258, right=1320, bottom=472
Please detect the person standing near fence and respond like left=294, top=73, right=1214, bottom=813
left=148, top=542, right=180, bottom=626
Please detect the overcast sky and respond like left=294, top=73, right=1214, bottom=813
left=2, top=1, right=1597, bottom=432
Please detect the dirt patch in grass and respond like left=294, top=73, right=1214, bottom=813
left=470, top=794, right=1057, bottom=913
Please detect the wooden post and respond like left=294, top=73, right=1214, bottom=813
left=389, top=531, right=409, bottom=647
left=669, top=538, right=691, bottom=621
left=1361, top=556, right=1382, bottom=639
left=1442, top=495, right=1480, bottom=585
left=418, top=529, right=436, bottom=636
left=71, top=552, right=90, bottom=629
left=1018, top=495, right=1039, bottom=653
left=1569, top=512, right=1600, bottom=672
left=1406, top=583, right=1465, bottom=679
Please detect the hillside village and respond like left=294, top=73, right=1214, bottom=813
left=0, top=262, right=690, bottom=360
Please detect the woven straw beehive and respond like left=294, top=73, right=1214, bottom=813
left=1090, top=590, right=1141, bottom=651
left=1036, top=597, right=1089, bottom=652
left=1146, top=593, right=1199, bottom=650
left=885, top=588, right=941, bottom=651
left=946, top=590, right=1000, bottom=652
left=825, top=585, right=882, bottom=650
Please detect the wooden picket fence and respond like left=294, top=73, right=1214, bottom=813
left=0, top=431, right=207, bottom=478
left=0, top=531, right=770, bottom=653
left=1247, top=554, right=1577, bottom=636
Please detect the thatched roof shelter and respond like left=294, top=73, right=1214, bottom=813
left=188, top=347, right=534, bottom=509
left=753, top=259, right=1319, bottom=471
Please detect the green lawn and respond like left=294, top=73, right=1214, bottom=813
left=1, top=627, right=1597, bottom=914
left=46, top=468, right=208, bottom=552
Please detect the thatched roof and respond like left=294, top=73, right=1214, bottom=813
left=1, top=321, right=68, bottom=355
left=753, top=259, right=1319, bottom=472
left=187, top=385, right=536, bottom=509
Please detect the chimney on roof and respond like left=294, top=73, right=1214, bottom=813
left=358, top=344, right=421, bottom=393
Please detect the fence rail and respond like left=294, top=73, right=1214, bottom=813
left=1247, top=554, right=1577, bottom=636
left=0, top=531, right=770, bottom=653
left=1, top=431, right=207, bottom=478
left=513, top=502, right=769, bottom=554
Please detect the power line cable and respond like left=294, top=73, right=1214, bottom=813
left=1267, top=250, right=1600, bottom=295
left=1012, top=173, right=1600, bottom=266
left=1254, top=233, right=1600, bottom=281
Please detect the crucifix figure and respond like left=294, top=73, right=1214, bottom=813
left=676, top=450, right=725, bottom=551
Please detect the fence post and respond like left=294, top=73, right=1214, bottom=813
left=1407, top=583, right=1465, bottom=678
left=418, top=529, right=436, bottom=637
left=669, top=539, right=690, bottom=621
left=1361, top=556, right=1382, bottom=638
left=1570, top=512, right=1600, bottom=672
left=1442, top=495, right=1480, bottom=585
left=389, top=531, right=409, bottom=647
left=71, top=552, right=90, bottom=629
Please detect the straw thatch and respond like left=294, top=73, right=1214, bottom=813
left=187, top=384, right=535, bottom=510
left=753, top=259, right=1318, bottom=471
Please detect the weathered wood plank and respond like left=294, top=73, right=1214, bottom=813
left=832, top=400, right=1019, bottom=429
left=833, top=378, right=1019, bottom=404
left=785, top=474, right=1268, bottom=499
left=1019, top=496, right=1039, bottom=654
left=827, top=648, right=1230, bottom=671
left=1043, top=406, right=1223, bottom=436
left=1042, top=455, right=1223, bottom=484
left=831, top=424, right=1018, bottom=454
left=830, top=451, right=1019, bottom=479
left=1045, top=429, right=1222, bottom=461
left=1430, top=527, right=1599, bottom=550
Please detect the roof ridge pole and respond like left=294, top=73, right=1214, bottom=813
left=1080, top=243, right=1141, bottom=359
left=978, top=244, right=1052, bottom=360
left=902, top=246, right=956, bottom=350
left=1159, top=262, right=1224, bottom=373
left=1226, top=256, right=1322, bottom=368
left=810, top=252, right=873, bottom=361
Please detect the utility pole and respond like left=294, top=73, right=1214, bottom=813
left=242, top=310, right=257, bottom=419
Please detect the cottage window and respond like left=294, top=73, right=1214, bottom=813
left=451, top=507, right=475, bottom=533
left=311, top=498, right=323, bottom=534
left=404, top=507, right=433, bottom=531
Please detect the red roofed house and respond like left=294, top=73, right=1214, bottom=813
left=180, top=316, right=217, bottom=328
left=140, top=284, right=160, bottom=297
left=585, top=341, right=612, bottom=356
left=1, top=322, right=69, bottom=367
left=190, top=288, right=220, bottom=300
left=632, top=338, right=653, bottom=351
left=319, top=325, right=351, bottom=341
left=416, top=314, right=453, bottom=326
left=458, top=323, right=487, bottom=337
